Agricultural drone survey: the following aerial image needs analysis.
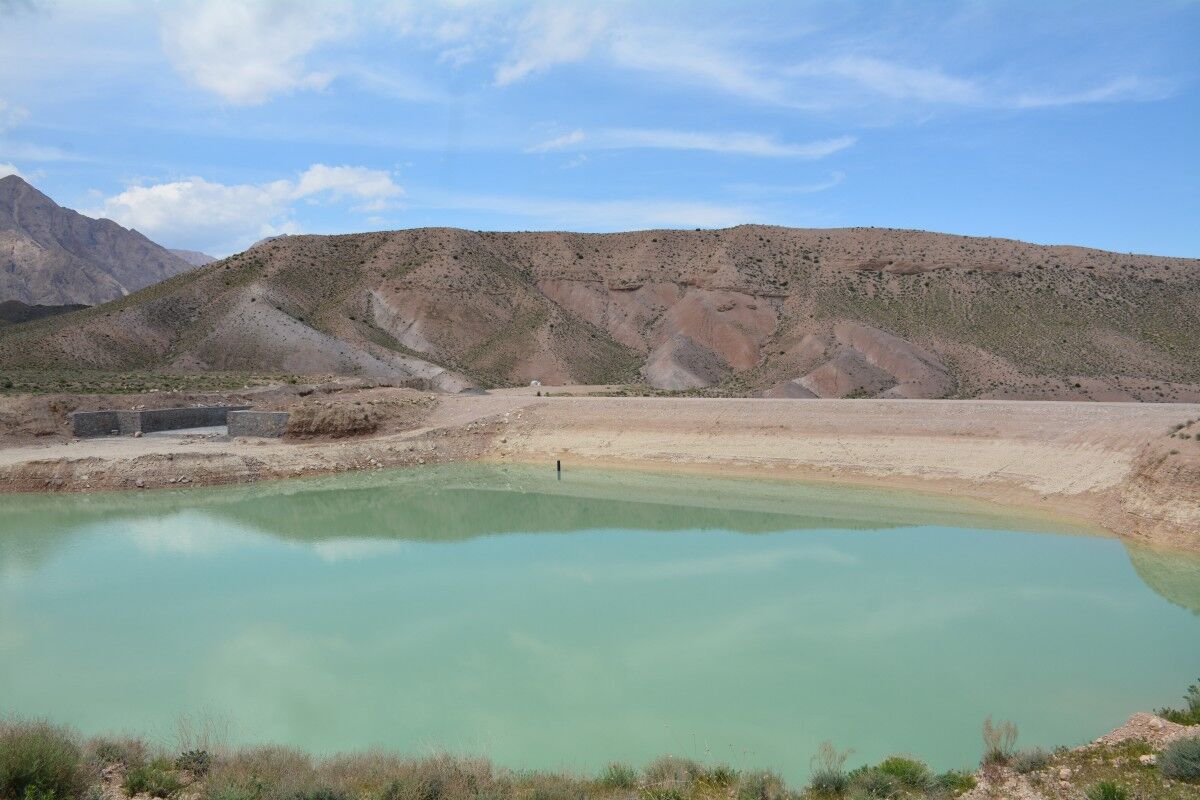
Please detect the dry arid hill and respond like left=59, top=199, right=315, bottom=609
left=169, top=248, right=218, bottom=267
left=0, top=175, right=194, bottom=305
left=1, top=225, right=1198, bottom=400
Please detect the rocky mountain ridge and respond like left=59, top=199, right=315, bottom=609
left=0, top=175, right=194, bottom=305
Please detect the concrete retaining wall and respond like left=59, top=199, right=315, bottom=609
left=70, top=405, right=250, bottom=438
left=228, top=410, right=290, bottom=438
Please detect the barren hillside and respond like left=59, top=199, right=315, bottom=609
left=0, top=175, right=194, bottom=305
left=1, top=225, right=1197, bottom=400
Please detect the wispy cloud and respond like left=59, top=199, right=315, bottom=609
left=0, top=141, right=84, bottom=162
left=494, top=4, right=609, bottom=86
left=726, top=172, right=846, bottom=197
left=1010, top=76, right=1171, bottom=109
left=790, top=56, right=981, bottom=104
left=418, top=188, right=757, bottom=230
left=528, top=128, right=855, bottom=158
left=0, top=98, right=28, bottom=132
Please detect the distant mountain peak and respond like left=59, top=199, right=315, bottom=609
left=0, top=177, right=196, bottom=305
left=169, top=248, right=218, bottom=267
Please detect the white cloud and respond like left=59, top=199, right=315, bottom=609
left=0, top=99, right=29, bottom=132
left=160, top=0, right=353, bottom=105
left=0, top=162, right=23, bottom=179
left=89, top=164, right=402, bottom=254
left=529, top=128, right=855, bottom=158
left=494, top=4, right=609, bottom=86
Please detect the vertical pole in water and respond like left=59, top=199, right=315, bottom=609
left=556, top=459, right=561, bottom=480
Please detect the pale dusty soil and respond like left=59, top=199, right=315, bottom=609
left=1, top=391, right=1198, bottom=551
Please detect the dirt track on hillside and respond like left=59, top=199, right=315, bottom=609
left=0, top=391, right=1197, bottom=551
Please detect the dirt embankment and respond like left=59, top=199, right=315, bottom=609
left=0, top=390, right=1197, bottom=552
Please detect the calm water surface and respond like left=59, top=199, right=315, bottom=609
left=2, top=465, right=1199, bottom=781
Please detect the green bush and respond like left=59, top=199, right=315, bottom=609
left=736, top=770, right=786, bottom=800
left=1158, top=679, right=1200, bottom=726
left=700, top=765, right=737, bottom=787
left=176, top=751, right=211, bottom=778
left=848, top=767, right=899, bottom=798
left=89, top=737, right=147, bottom=769
left=875, top=756, right=932, bottom=790
left=595, top=763, right=636, bottom=790
left=934, top=770, right=976, bottom=795
left=1010, top=747, right=1050, bottom=774
left=123, top=760, right=184, bottom=798
left=1085, top=781, right=1128, bottom=800
left=1160, top=736, right=1200, bottom=782
left=642, top=757, right=703, bottom=790
left=807, top=742, right=851, bottom=796
left=0, top=720, right=86, bottom=800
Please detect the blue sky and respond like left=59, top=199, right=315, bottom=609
left=0, top=0, right=1197, bottom=257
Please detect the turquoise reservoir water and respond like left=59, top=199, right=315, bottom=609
left=1, top=465, right=1198, bottom=781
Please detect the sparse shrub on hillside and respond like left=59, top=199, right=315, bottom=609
left=1160, top=736, right=1200, bottom=782
left=1085, top=780, right=1129, bottom=800
left=981, top=718, right=1018, bottom=765
left=847, top=766, right=899, bottom=798
left=642, top=756, right=703, bottom=790
left=595, top=762, right=636, bottom=790
left=1010, top=747, right=1050, bottom=774
left=875, top=755, right=933, bottom=790
left=124, top=759, right=184, bottom=798
left=89, top=735, right=147, bottom=769
left=1159, top=679, right=1200, bottom=725
left=736, top=770, right=786, bottom=800
left=176, top=750, right=212, bottom=778
left=934, top=769, right=976, bottom=795
left=0, top=719, right=86, bottom=800
left=807, top=742, right=852, bottom=796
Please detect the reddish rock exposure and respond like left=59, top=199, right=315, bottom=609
left=2, top=224, right=1198, bottom=400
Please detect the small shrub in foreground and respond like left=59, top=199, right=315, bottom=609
left=875, top=756, right=932, bottom=791
left=980, top=718, right=1018, bottom=765
left=89, top=737, right=147, bottom=769
left=1158, top=679, right=1200, bottom=726
left=123, top=760, right=184, bottom=799
left=1010, top=747, right=1050, bottom=774
left=1160, top=736, right=1200, bottom=782
left=934, top=770, right=976, bottom=795
left=736, top=770, right=786, bottom=800
left=642, top=756, right=703, bottom=790
left=1085, top=781, right=1129, bottom=800
left=0, top=719, right=86, bottom=800
left=596, top=762, right=637, bottom=790
left=807, top=742, right=851, bottom=796
left=847, top=767, right=899, bottom=798
left=176, top=750, right=212, bottom=778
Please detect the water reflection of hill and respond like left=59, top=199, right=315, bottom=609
left=0, top=463, right=1113, bottom=579
left=1127, top=544, right=1200, bottom=616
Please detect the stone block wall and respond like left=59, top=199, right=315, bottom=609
left=69, top=405, right=251, bottom=438
left=228, top=410, right=290, bottom=438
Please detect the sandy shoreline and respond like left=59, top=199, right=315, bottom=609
left=0, top=392, right=1197, bottom=551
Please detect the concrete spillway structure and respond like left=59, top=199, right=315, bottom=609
left=69, top=405, right=251, bottom=438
